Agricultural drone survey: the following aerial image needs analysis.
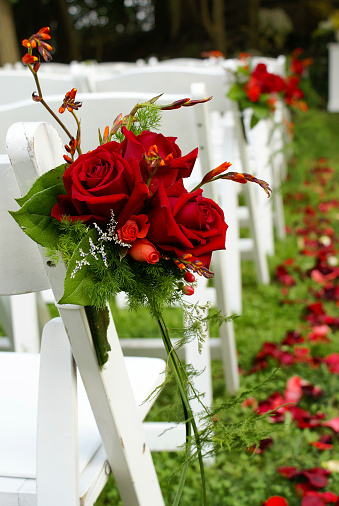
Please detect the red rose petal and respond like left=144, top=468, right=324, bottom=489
left=264, top=497, right=289, bottom=506
left=322, top=417, right=339, bottom=432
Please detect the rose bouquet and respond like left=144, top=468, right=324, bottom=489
left=226, top=54, right=285, bottom=129
left=11, top=27, right=272, bottom=504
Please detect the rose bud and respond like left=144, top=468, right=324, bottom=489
left=117, top=215, right=150, bottom=244
left=184, top=272, right=195, bottom=283
left=182, top=285, right=194, bottom=296
left=129, top=238, right=161, bottom=264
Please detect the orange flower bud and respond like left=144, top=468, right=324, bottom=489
left=21, top=39, right=31, bottom=48
left=200, top=161, right=232, bottom=185
left=129, top=238, right=160, bottom=264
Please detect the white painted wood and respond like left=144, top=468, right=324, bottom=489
left=0, top=155, right=45, bottom=352
left=36, top=318, right=79, bottom=505
left=245, top=115, right=275, bottom=257
left=328, top=43, right=339, bottom=112
left=10, top=294, right=40, bottom=353
left=0, top=155, right=49, bottom=294
left=190, top=83, right=239, bottom=394
left=232, top=103, right=270, bottom=285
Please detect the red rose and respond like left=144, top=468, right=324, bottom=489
left=121, top=127, right=198, bottom=194
left=245, top=77, right=261, bottom=102
left=251, top=64, right=285, bottom=94
left=51, top=142, right=150, bottom=227
left=146, top=179, right=227, bottom=268
left=117, top=214, right=150, bottom=243
left=129, top=238, right=161, bottom=264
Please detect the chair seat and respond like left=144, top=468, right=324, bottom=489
left=0, top=352, right=165, bottom=503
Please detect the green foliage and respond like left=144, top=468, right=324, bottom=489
left=57, top=217, right=89, bottom=263
left=112, top=105, right=162, bottom=142
left=132, top=105, right=162, bottom=134
left=10, top=164, right=67, bottom=249
left=10, top=184, right=66, bottom=249
left=15, top=164, right=66, bottom=206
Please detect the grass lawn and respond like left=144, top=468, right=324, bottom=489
left=95, top=106, right=339, bottom=505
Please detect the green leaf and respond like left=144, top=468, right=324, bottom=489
left=227, top=84, right=245, bottom=101
left=250, top=114, right=260, bottom=129
left=59, top=228, right=100, bottom=306
left=16, top=164, right=66, bottom=207
left=251, top=104, right=270, bottom=120
left=85, top=305, right=111, bottom=367
left=10, top=183, right=66, bottom=249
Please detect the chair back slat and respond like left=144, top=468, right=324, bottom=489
left=0, top=155, right=49, bottom=295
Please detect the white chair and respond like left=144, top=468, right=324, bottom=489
left=2, top=121, right=168, bottom=505
left=0, top=89, right=240, bottom=394
left=223, top=56, right=287, bottom=246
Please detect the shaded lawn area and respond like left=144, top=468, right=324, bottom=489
left=96, top=107, right=339, bottom=505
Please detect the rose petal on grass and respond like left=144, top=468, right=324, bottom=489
left=322, top=417, right=339, bottom=432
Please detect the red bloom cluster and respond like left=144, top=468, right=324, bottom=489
left=51, top=128, right=228, bottom=272
left=245, top=63, right=285, bottom=103
left=284, top=76, right=308, bottom=111
left=277, top=466, right=338, bottom=505
left=236, top=50, right=312, bottom=111
left=289, top=48, right=314, bottom=77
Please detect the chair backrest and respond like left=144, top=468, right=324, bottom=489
left=0, top=69, right=89, bottom=106
left=5, top=121, right=165, bottom=505
left=223, top=55, right=286, bottom=77
left=1, top=87, right=225, bottom=188
left=0, top=150, right=50, bottom=295
left=87, top=65, right=231, bottom=112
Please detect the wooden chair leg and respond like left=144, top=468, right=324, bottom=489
left=212, top=249, right=240, bottom=396
left=37, top=318, right=79, bottom=506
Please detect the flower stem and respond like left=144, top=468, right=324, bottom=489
left=71, top=110, right=82, bottom=154
left=156, top=314, right=207, bottom=506
left=27, top=63, right=77, bottom=146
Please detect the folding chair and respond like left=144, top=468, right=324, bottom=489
left=0, top=88, right=240, bottom=395
left=2, top=121, right=167, bottom=505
